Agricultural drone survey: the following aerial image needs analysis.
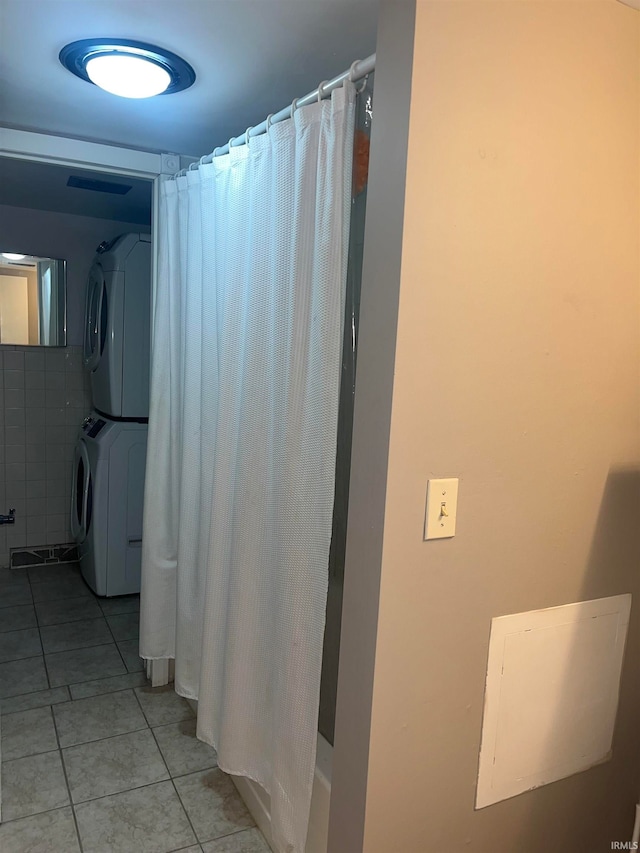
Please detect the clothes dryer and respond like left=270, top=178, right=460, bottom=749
left=71, top=412, right=148, bottom=597
left=84, top=233, right=151, bottom=418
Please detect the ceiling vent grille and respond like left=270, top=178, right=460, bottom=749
left=67, top=176, right=132, bottom=195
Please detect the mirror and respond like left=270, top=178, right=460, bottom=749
left=0, top=253, right=66, bottom=346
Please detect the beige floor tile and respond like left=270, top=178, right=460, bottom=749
left=116, top=638, right=145, bottom=672
left=98, top=595, right=139, bottom=617
left=46, top=642, right=125, bottom=687
left=173, top=768, right=254, bottom=843
left=201, top=828, right=270, bottom=853
left=74, top=780, right=197, bottom=853
left=64, top=728, right=169, bottom=803
left=0, top=584, right=32, bottom=609
left=0, top=604, right=37, bottom=633
left=2, top=705, right=58, bottom=760
left=53, top=688, right=147, bottom=747
left=69, top=670, right=147, bottom=700
left=135, top=683, right=195, bottom=727
left=35, top=596, right=103, bottom=626
left=0, top=626, right=42, bottom=662
left=31, top=577, right=94, bottom=603
left=106, top=612, right=139, bottom=641
left=28, top=563, right=82, bottom=584
left=152, top=719, right=218, bottom=776
left=1, top=750, right=69, bottom=820
left=1, top=685, right=70, bottom=715
left=41, top=617, right=112, bottom=653
left=0, top=806, right=80, bottom=853
left=0, top=655, right=47, bottom=699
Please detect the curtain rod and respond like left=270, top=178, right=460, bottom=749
left=178, top=52, right=375, bottom=175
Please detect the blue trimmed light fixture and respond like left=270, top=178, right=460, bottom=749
left=59, top=39, right=195, bottom=99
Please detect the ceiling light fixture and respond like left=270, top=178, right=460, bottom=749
left=2, top=253, right=26, bottom=261
left=59, top=39, right=195, bottom=99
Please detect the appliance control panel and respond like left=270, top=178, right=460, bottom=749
left=82, top=416, right=107, bottom=438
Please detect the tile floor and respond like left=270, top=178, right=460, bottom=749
left=0, top=563, right=270, bottom=853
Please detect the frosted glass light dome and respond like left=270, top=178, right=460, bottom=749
left=59, top=40, right=196, bottom=100
left=86, top=54, right=171, bottom=99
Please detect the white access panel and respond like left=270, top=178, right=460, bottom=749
left=476, top=594, right=631, bottom=809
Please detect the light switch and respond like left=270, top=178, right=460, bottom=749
left=424, top=478, right=459, bottom=540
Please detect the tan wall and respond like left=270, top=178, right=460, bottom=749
left=332, top=1, right=640, bottom=851
left=0, top=264, right=38, bottom=343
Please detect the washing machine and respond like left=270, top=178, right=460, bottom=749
left=84, top=233, right=151, bottom=419
left=71, top=413, right=148, bottom=597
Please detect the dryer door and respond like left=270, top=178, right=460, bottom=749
left=70, top=440, right=91, bottom=544
left=89, top=268, right=125, bottom=418
left=84, top=264, right=104, bottom=371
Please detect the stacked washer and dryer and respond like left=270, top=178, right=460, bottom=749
left=71, top=233, right=151, bottom=597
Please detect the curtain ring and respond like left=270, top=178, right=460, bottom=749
left=266, top=113, right=274, bottom=133
left=290, top=97, right=299, bottom=117
left=348, top=59, right=361, bottom=82
left=213, top=146, right=221, bottom=158
left=228, top=136, right=235, bottom=151
left=244, top=126, right=253, bottom=147
left=317, top=81, right=328, bottom=103
left=356, top=73, right=369, bottom=94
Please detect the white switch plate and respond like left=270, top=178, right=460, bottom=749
left=424, top=478, right=459, bottom=540
left=424, top=478, right=458, bottom=541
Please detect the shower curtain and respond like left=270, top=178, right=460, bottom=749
left=140, top=82, right=356, bottom=853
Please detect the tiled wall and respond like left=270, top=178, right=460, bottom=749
left=0, top=344, right=92, bottom=567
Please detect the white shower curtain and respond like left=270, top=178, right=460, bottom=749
left=140, top=82, right=355, bottom=853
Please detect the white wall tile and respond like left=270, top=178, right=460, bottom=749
left=5, top=446, right=26, bottom=464
left=27, top=516, right=46, bottom=537
left=26, top=444, right=46, bottom=463
left=26, top=481, right=46, bottom=499
left=6, top=463, right=25, bottom=481
left=26, top=409, right=45, bottom=426
left=45, top=351, right=66, bottom=372
left=0, top=345, right=90, bottom=558
left=3, top=352, right=24, bottom=371
left=5, top=410, right=25, bottom=428
left=45, top=480, right=65, bottom=498
left=5, top=390, right=24, bottom=408
left=24, top=351, right=45, bottom=371
left=25, top=426, right=45, bottom=445
left=5, top=371, right=24, bottom=389
left=25, top=389, right=46, bottom=408
left=26, top=462, right=47, bottom=481
left=4, top=426, right=26, bottom=444
left=27, top=498, right=47, bottom=517
left=25, top=371, right=45, bottom=390
left=46, top=409, right=65, bottom=427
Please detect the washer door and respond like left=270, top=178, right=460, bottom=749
left=70, top=440, right=91, bottom=544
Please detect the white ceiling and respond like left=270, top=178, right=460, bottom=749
left=0, top=0, right=379, bottom=157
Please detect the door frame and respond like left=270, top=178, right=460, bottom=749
left=0, top=127, right=173, bottom=691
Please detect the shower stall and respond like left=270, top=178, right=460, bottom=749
left=141, top=57, right=375, bottom=853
